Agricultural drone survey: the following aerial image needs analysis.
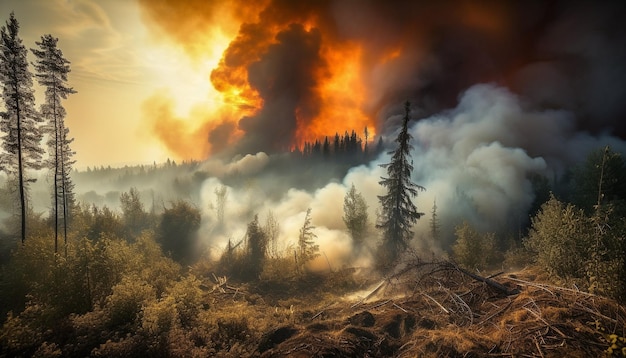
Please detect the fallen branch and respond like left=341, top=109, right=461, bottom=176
left=507, top=277, right=598, bottom=298
left=451, top=263, right=520, bottom=296
left=311, top=302, right=336, bottom=321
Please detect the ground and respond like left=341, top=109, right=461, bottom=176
left=197, top=261, right=626, bottom=357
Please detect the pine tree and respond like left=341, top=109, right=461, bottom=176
left=376, top=101, right=425, bottom=265
left=297, top=208, right=319, bottom=272
left=0, top=13, right=44, bottom=244
left=430, top=199, right=440, bottom=241
left=32, top=34, right=76, bottom=253
left=245, top=215, right=267, bottom=279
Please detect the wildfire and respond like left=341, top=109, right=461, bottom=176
left=139, top=1, right=384, bottom=157
left=297, top=40, right=373, bottom=145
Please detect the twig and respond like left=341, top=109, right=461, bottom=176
left=478, top=299, right=513, bottom=326
left=372, top=299, right=392, bottom=309
left=451, top=292, right=473, bottom=325
left=311, top=302, right=336, bottom=321
left=524, top=307, right=567, bottom=338
left=322, top=251, right=332, bottom=273
left=507, top=277, right=599, bottom=297
left=351, top=280, right=387, bottom=308
left=533, top=336, right=545, bottom=358
left=487, top=271, right=505, bottom=279
left=393, top=302, right=408, bottom=313
left=421, top=292, right=449, bottom=314
left=573, top=302, right=619, bottom=324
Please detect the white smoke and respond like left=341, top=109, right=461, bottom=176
left=197, top=84, right=626, bottom=266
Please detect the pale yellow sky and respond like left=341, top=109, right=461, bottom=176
left=1, top=0, right=231, bottom=168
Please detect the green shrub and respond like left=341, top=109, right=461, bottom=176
left=524, top=195, right=592, bottom=279
left=166, top=275, right=204, bottom=328
left=452, top=222, right=499, bottom=271
left=105, top=275, right=155, bottom=327
left=141, top=295, right=177, bottom=336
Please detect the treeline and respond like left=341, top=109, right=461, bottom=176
left=292, top=128, right=384, bottom=163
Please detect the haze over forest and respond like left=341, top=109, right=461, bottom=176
left=1, top=1, right=626, bottom=357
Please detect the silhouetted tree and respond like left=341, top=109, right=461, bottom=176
left=572, top=146, right=626, bottom=214
left=32, top=33, right=76, bottom=253
left=375, top=136, right=384, bottom=155
left=376, top=101, right=425, bottom=266
left=158, top=200, right=201, bottom=264
left=0, top=13, right=44, bottom=244
left=333, top=133, right=340, bottom=155
left=244, top=215, right=267, bottom=279
left=322, top=136, right=330, bottom=159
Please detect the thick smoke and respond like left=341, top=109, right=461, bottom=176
left=138, top=0, right=626, bottom=158
left=193, top=83, right=626, bottom=268
left=35, top=1, right=625, bottom=268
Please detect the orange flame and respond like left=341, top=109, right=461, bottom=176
left=296, top=40, right=374, bottom=145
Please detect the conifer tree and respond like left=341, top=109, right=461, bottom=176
left=430, top=199, right=440, bottom=241
left=376, top=101, right=425, bottom=265
left=297, top=208, right=319, bottom=271
left=245, top=215, right=267, bottom=279
left=0, top=13, right=44, bottom=244
left=32, top=34, right=76, bottom=253
left=343, top=184, right=368, bottom=244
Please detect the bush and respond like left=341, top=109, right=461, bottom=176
left=166, top=275, right=204, bottom=328
left=141, top=295, right=177, bottom=336
left=158, top=200, right=202, bottom=264
left=524, top=196, right=592, bottom=280
left=105, top=275, right=155, bottom=328
left=452, top=222, right=499, bottom=271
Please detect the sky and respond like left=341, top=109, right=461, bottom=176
left=1, top=0, right=232, bottom=168
left=2, top=0, right=626, bottom=169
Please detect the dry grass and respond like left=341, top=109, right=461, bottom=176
left=198, top=261, right=626, bottom=357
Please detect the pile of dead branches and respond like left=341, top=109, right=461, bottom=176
left=358, top=260, right=625, bottom=357
left=263, top=260, right=626, bottom=357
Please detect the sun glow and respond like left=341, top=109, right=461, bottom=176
left=143, top=31, right=233, bottom=119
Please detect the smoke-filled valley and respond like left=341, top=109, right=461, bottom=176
left=2, top=1, right=626, bottom=357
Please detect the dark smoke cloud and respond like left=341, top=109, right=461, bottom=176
left=238, top=24, right=325, bottom=153
left=139, top=0, right=626, bottom=158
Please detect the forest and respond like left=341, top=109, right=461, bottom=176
left=1, top=8, right=626, bottom=358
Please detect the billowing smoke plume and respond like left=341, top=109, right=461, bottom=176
left=188, top=84, right=625, bottom=268
left=138, top=0, right=626, bottom=159
left=57, top=1, right=626, bottom=267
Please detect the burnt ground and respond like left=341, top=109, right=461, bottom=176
left=201, top=261, right=626, bottom=357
